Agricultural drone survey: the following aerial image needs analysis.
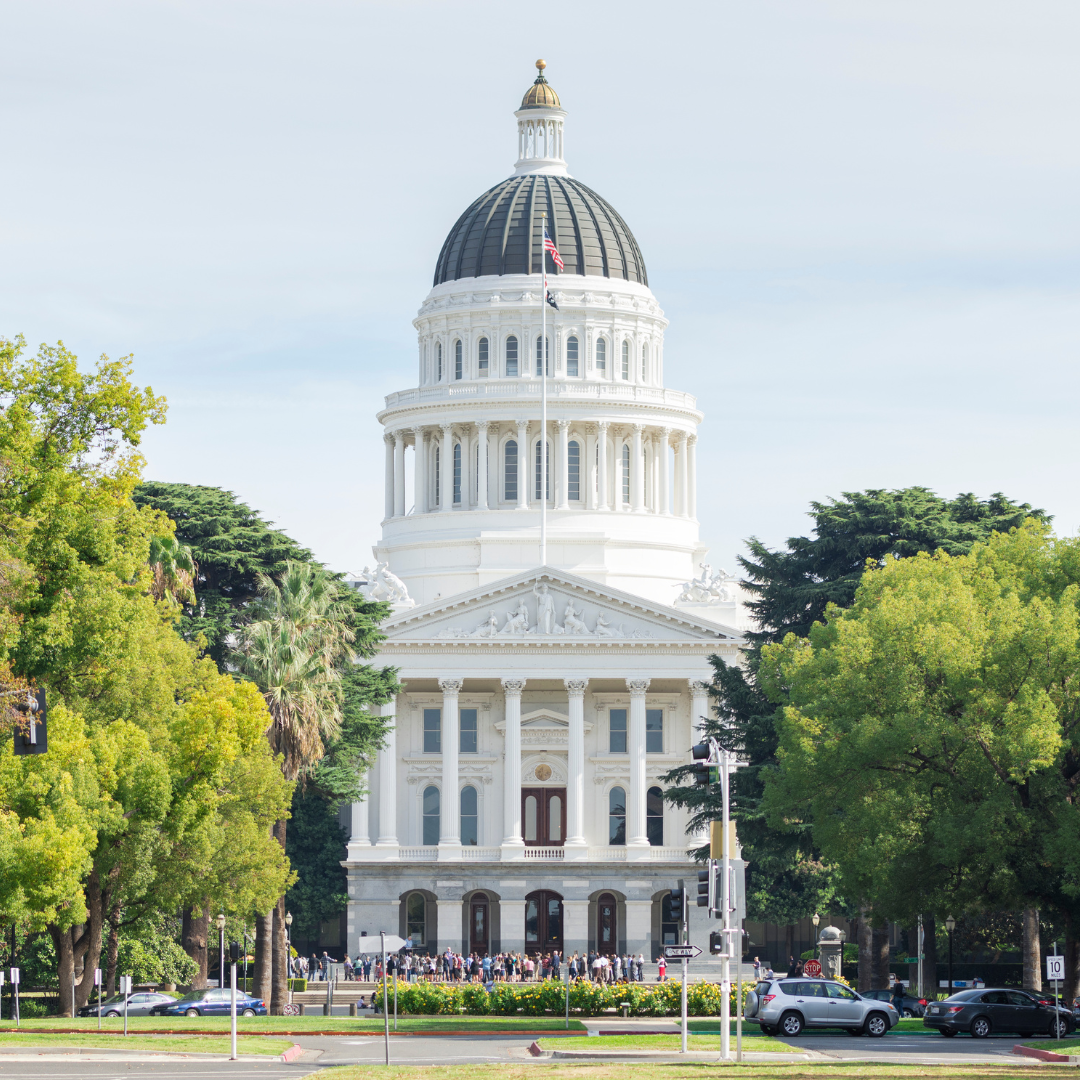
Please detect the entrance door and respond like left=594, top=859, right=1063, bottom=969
left=469, top=895, right=489, bottom=955
left=525, top=890, right=563, bottom=954
left=522, top=788, right=566, bottom=846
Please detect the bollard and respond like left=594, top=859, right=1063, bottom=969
left=349, top=1001, right=358, bottom=1017
left=621, top=1003, right=630, bottom=1019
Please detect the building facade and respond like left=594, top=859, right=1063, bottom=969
left=345, top=62, right=748, bottom=963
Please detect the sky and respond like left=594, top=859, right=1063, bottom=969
left=2, top=1, right=1077, bottom=575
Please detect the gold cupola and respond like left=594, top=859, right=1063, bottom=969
left=520, top=59, right=561, bottom=109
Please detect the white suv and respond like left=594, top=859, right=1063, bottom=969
left=745, top=978, right=899, bottom=1037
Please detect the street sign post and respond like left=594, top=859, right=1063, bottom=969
left=803, top=959, right=822, bottom=978
left=664, top=945, right=701, bottom=960
left=1048, top=951, right=1065, bottom=1039
left=10, top=967, right=19, bottom=1028
left=94, top=968, right=102, bottom=1029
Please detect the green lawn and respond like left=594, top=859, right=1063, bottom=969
left=537, top=1034, right=801, bottom=1053
left=1020, top=1038, right=1080, bottom=1053
left=0, top=1032, right=293, bottom=1055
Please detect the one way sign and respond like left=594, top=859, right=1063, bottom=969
left=664, top=944, right=702, bottom=960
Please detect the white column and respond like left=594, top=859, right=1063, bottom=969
left=585, top=428, right=597, bottom=510
left=596, top=421, right=610, bottom=511
left=439, top=423, right=453, bottom=512
left=689, top=679, right=710, bottom=740
left=383, top=434, right=394, bottom=521
left=658, top=427, right=671, bottom=516
left=438, top=679, right=462, bottom=857
left=350, top=795, right=369, bottom=844
left=631, top=424, right=645, bottom=511
left=556, top=419, right=570, bottom=509
left=393, top=433, right=406, bottom=518
left=475, top=421, right=489, bottom=511
left=501, top=677, right=526, bottom=855
left=687, top=433, right=698, bottom=521
left=375, top=700, right=398, bottom=849
left=514, top=421, right=529, bottom=511
left=564, top=678, right=588, bottom=855
left=413, top=427, right=427, bottom=514
left=674, top=433, right=687, bottom=517
left=626, top=677, right=651, bottom=853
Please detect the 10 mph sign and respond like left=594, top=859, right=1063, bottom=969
left=1047, top=955, right=1065, bottom=982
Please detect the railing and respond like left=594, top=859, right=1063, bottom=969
left=460, top=847, right=502, bottom=861
left=396, top=847, right=438, bottom=861
left=523, top=846, right=565, bottom=859
left=350, top=844, right=694, bottom=863
left=382, top=381, right=697, bottom=412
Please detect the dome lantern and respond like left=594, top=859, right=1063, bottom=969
left=514, top=60, right=568, bottom=177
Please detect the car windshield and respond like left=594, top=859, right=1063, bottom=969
left=172, top=992, right=205, bottom=1003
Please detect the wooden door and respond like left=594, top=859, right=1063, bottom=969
left=522, top=787, right=566, bottom=846
left=525, top=890, right=563, bottom=954
left=469, top=896, right=489, bottom=955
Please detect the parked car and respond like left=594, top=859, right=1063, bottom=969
left=148, top=988, right=266, bottom=1017
left=861, top=988, right=927, bottom=1017
left=745, top=977, right=900, bottom=1037
left=77, top=991, right=176, bottom=1018
left=923, top=988, right=1074, bottom=1038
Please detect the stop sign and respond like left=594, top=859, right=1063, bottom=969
left=803, top=959, right=822, bottom=977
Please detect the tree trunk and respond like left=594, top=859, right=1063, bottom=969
left=1023, top=907, right=1042, bottom=991
left=922, top=915, right=937, bottom=1001
left=253, top=911, right=274, bottom=1004
left=270, top=818, right=289, bottom=1014
left=858, top=907, right=873, bottom=992
left=872, top=921, right=891, bottom=989
left=182, top=903, right=210, bottom=989
left=49, top=870, right=106, bottom=1016
left=105, top=901, right=121, bottom=996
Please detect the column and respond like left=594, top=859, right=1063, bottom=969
left=375, top=700, right=398, bottom=849
left=460, top=427, right=472, bottom=509
left=556, top=419, right=570, bottom=509
left=475, top=421, right=489, bottom=511
left=631, top=424, right=645, bottom=511
left=626, top=678, right=650, bottom=853
left=438, top=678, right=462, bottom=856
left=596, top=421, right=610, bottom=510
left=383, top=434, right=394, bottom=521
left=514, top=421, right=529, bottom=510
left=564, top=678, right=588, bottom=855
left=658, top=428, right=671, bottom=516
left=439, top=423, right=453, bottom=512
left=413, top=427, right=427, bottom=514
left=501, top=677, right=526, bottom=855
left=674, top=433, right=687, bottom=517
left=393, top=433, right=406, bottom=518
left=585, top=428, right=597, bottom=510
left=687, top=433, right=698, bottom=520
left=346, top=789, right=370, bottom=859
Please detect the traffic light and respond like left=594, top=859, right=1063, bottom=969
left=669, top=887, right=686, bottom=923
left=697, top=866, right=711, bottom=907
left=709, top=931, right=724, bottom=954
left=229, top=941, right=240, bottom=963
left=691, top=741, right=711, bottom=760
left=691, top=763, right=717, bottom=787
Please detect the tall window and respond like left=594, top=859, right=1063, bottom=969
left=535, top=335, right=550, bottom=376
left=647, top=786, right=664, bottom=846
left=423, top=708, right=441, bottom=753
left=598, top=892, right=617, bottom=948
left=437, top=342, right=443, bottom=381
left=621, top=340, right=630, bottom=379
left=534, top=440, right=550, bottom=501
left=646, top=709, right=663, bottom=753
left=460, top=708, right=478, bottom=753
left=422, top=786, right=440, bottom=845
left=641, top=342, right=648, bottom=380
left=567, top=440, right=580, bottom=501
left=609, top=708, right=627, bottom=753
left=566, top=335, right=579, bottom=376
left=608, top=787, right=626, bottom=845
left=461, top=785, right=478, bottom=846
left=478, top=337, right=489, bottom=376
left=453, top=443, right=462, bottom=504
left=621, top=445, right=630, bottom=504
left=505, top=336, right=518, bottom=377
left=406, top=892, right=426, bottom=945
left=434, top=447, right=440, bottom=507
left=454, top=339, right=463, bottom=380
left=504, top=440, right=518, bottom=502
left=595, top=337, right=606, bottom=371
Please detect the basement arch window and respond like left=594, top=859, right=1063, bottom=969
left=505, top=336, right=519, bottom=377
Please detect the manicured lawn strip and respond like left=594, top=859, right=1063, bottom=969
left=0, top=1032, right=293, bottom=1055
left=1020, top=1038, right=1080, bottom=1052
left=537, top=1034, right=801, bottom=1052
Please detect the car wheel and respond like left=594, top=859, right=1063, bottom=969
left=903, top=1009, right=915, bottom=1018
left=865, top=1012, right=889, bottom=1038
left=970, top=1016, right=992, bottom=1039
left=779, top=1012, right=803, bottom=1037
left=1050, top=1017, right=1069, bottom=1038
left=106, top=1010, right=120, bottom=1018
left=242, top=1008, right=256, bottom=1017
left=941, top=1029, right=957, bottom=1038
left=185, top=1008, right=200, bottom=1017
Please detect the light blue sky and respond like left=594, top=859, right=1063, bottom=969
left=2, top=1, right=1077, bottom=574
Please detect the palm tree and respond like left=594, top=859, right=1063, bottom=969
left=148, top=535, right=197, bottom=605
left=231, top=560, right=354, bottom=1013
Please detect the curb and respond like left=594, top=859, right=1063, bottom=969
left=1013, top=1044, right=1077, bottom=1063
left=280, top=1044, right=305, bottom=1062
left=529, top=1041, right=544, bottom=1056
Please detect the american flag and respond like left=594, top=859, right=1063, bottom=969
left=543, top=227, right=564, bottom=272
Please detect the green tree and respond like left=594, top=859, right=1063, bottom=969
left=147, top=534, right=196, bottom=604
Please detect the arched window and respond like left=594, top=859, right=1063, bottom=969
left=621, top=340, right=630, bottom=379
left=422, top=786, right=440, bottom=846
left=535, top=335, right=550, bottom=376
left=453, top=443, right=462, bottom=504
left=598, top=892, right=617, bottom=948
left=595, top=338, right=606, bottom=371
left=406, top=892, right=426, bottom=945
left=566, top=335, right=579, bottom=377
left=436, top=341, right=443, bottom=382
left=461, top=785, right=478, bottom=846
left=454, top=339, right=463, bottom=380
left=478, top=336, right=489, bottom=376
left=505, top=335, right=519, bottom=377
left=567, top=440, right=580, bottom=501
left=434, top=446, right=440, bottom=507
left=608, top=787, right=626, bottom=845
left=534, top=439, right=550, bottom=501
left=641, top=342, right=648, bottom=380
left=504, top=440, right=518, bottom=502
left=647, top=786, right=664, bottom=846
left=621, top=444, right=630, bottom=504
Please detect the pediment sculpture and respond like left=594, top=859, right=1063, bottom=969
left=674, top=563, right=737, bottom=605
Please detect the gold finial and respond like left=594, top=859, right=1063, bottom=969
left=536, top=59, right=546, bottom=72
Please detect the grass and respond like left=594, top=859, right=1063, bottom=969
left=1019, top=1038, right=1080, bottom=1053
left=0, top=1032, right=293, bottom=1055
left=537, top=1034, right=801, bottom=1053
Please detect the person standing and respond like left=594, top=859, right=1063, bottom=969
left=753, top=956, right=761, bottom=981
left=657, top=954, right=667, bottom=983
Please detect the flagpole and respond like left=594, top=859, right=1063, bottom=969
left=540, top=211, right=548, bottom=567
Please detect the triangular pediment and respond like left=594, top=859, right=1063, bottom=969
left=381, top=567, right=743, bottom=644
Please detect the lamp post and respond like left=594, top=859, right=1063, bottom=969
left=811, top=914, right=820, bottom=970
left=217, top=914, right=226, bottom=990
left=285, top=912, right=294, bottom=1004
left=945, top=915, right=956, bottom=998
left=243, top=929, right=249, bottom=992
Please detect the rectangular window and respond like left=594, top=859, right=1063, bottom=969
left=568, top=440, right=580, bottom=501
left=534, top=440, right=550, bottom=501
left=646, top=709, right=663, bottom=753
left=453, top=443, right=461, bottom=504
left=506, top=337, right=518, bottom=377
left=609, top=708, right=627, bottom=754
left=566, top=336, right=579, bottom=377
left=460, top=708, right=478, bottom=754
left=504, top=440, right=518, bottom=502
left=478, top=337, right=489, bottom=376
left=423, top=708, right=441, bottom=753
left=596, top=338, right=606, bottom=370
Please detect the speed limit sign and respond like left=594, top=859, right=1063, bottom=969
left=1047, top=955, right=1065, bottom=981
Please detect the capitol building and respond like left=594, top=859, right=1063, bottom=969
left=345, top=63, right=750, bottom=963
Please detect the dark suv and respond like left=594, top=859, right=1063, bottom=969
left=924, top=988, right=1073, bottom=1038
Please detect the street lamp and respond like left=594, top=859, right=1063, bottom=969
left=284, top=912, right=294, bottom=1005
left=217, top=913, right=226, bottom=990
left=945, top=915, right=956, bottom=998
